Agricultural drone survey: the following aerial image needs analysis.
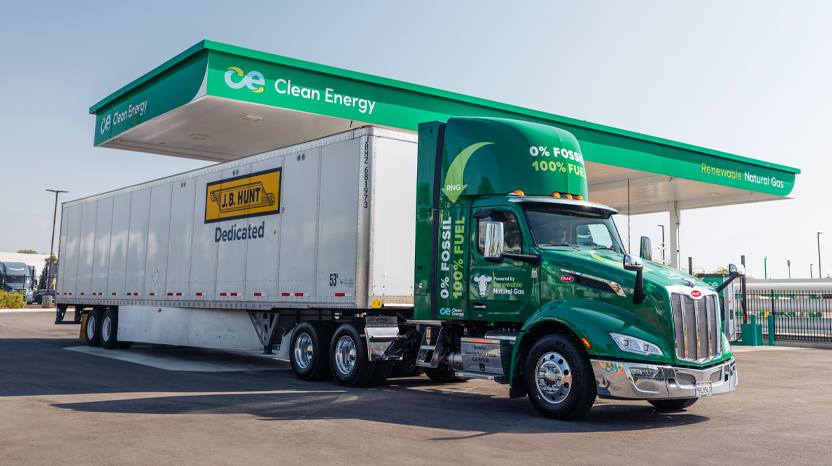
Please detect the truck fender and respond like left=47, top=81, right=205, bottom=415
left=508, top=299, right=672, bottom=388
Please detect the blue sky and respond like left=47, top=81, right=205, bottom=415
left=1, top=1, right=830, bottom=278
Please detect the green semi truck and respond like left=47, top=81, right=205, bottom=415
left=61, top=116, right=741, bottom=421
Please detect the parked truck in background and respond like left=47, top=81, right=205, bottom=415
left=0, top=262, right=34, bottom=304
left=56, top=117, right=742, bottom=420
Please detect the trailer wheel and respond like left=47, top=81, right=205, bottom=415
left=424, top=364, right=459, bottom=383
left=525, top=334, right=596, bottom=421
left=329, top=322, right=375, bottom=387
left=100, top=309, right=119, bottom=349
left=85, top=308, right=103, bottom=347
left=648, top=398, right=698, bottom=411
left=290, top=321, right=332, bottom=381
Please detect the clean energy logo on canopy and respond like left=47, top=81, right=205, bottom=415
left=225, top=67, right=265, bottom=93
left=442, top=142, right=493, bottom=203
left=99, top=115, right=111, bottom=135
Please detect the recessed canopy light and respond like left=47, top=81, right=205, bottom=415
left=190, top=134, right=209, bottom=141
left=241, top=115, right=262, bottom=122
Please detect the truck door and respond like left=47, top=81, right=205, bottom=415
left=468, top=208, right=534, bottom=322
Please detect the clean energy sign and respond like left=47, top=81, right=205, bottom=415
left=210, top=53, right=379, bottom=120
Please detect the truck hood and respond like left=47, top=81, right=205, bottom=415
left=537, top=249, right=717, bottom=363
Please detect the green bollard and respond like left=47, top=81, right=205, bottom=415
left=768, top=313, right=775, bottom=345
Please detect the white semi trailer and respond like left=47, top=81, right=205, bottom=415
left=57, top=127, right=417, bottom=355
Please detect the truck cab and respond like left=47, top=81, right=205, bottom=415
left=409, top=117, right=740, bottom=419
left=0, top=262, right=34, bottom=304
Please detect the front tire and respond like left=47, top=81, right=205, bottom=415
left=648, top=398, right=698, bottom=410
left=85, top=308, right=103, bottom=347
left=289, top=321, right=332, bottom=381
left=525, top=334, right=596, bottom=420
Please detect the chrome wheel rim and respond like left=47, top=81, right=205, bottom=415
left=334, top=335, right=357, bottom=376
left=535, top=351, right=572, bottom=404
left=86, top=315, right=96, bottom=340
left=102, top=316, right=112, bottom=342
left=294, top=332, right=313, bottom=369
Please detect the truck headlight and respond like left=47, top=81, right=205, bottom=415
left=609, top=332, right=664, bottom=356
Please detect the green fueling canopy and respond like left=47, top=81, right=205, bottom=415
left=90, top=40, right=799, bottom=215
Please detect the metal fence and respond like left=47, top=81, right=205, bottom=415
left=741, top=289, right=832, bottom=343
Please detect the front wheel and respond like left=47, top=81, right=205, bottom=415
left=525, top=334, right=596, bottom=420
left=648, top=398, right=698, bottom=410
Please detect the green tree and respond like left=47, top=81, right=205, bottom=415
left=44, top=255, right=58, bottom=266
left=17, top=249, right=38, bottom=254
left=713, top=266, right=728, bottom=274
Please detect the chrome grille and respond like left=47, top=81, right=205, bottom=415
left=709, top=369, right=723, bottom=383
left=675, top=373, right=697, bottom=386
left=670, top=293, right=721, bottom=363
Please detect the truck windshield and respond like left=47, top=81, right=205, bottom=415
left=1, top=276, right=27, bottom=291
left=523, top=203, right=625, bottom=254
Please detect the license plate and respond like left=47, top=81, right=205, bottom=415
left=696, top=382, right=713, bottom=397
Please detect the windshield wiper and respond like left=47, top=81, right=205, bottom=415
left=592, top=246, right=617, bottom=252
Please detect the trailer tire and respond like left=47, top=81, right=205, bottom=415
left=85, top=308, right=103, bottom=347
left=117, top=341, right=133, bottom=350
left=424, top=364, right=459, bottom=383
left=330, top=322, right=375, bottom=387
left=648, top=398, right=698, bottom=410
left=290, top=321, right=332, bottom=381
left=366, top=361, right=394, bottom=386
left=100, top=309, right=119, bottom=349
left=525, top=334, right=596, bottom=421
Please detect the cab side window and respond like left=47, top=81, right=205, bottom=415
left=477, top=211, right=523, bottom=255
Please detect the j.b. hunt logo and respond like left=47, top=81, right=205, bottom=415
left=225, top=67, right=265, bottom=93
left=204, top=168, right=282, bottom=224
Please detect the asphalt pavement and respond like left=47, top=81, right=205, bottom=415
left=1, top=310, right=831, bottom=465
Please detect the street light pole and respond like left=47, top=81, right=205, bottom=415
left=45, top=189, right=68, bottom=292
left=657, top=225, right=665, bottom=263
left=818, top=232, right=823, bottom=279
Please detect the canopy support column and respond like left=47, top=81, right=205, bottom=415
left=670, top=201, right=681, bottom=270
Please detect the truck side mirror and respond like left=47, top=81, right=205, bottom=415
left=729, top=263, right=746, bottom=277
left=623, top=254, right=643, bottom=271
left=484, top=222, right=504, bottom=262
left=714, top=263, right=746, bottom=294
left=639, top=236, right=652, bottom=262
left=623, top=254, right=646, bottom=305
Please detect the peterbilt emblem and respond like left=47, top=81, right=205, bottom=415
left=691, top=290, right=702, bottom=298
left=560, top=275, right=574, bottom=283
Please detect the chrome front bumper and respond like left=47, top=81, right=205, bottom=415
left=591, top=358, right=737, bottom=400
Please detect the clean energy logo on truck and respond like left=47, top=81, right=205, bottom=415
left=442, top=142, right=493, bottom=203
left=224, top=67, right=265, bottom=93
left=204, top=168, right=281, bottom=224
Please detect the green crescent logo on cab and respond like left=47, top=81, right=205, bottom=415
left=442, top=142, right=494, bottom=203
left=224, top=67, right=265, bottom=93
